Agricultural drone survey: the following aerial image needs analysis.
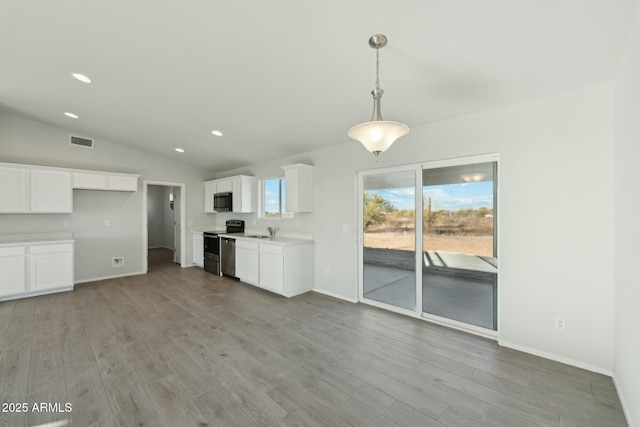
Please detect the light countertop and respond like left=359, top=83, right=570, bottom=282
left=0, top=232, right=74, bottom=246
left=191, top=226, right=226, bottom=234
left=219, top=232, right=313, bottom=246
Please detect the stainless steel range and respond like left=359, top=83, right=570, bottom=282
left=203, top=220, right=244, bottom=276
left=203, top=232, right=222, bottom=275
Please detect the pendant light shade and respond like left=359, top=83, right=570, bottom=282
left=348, top=34, right=409, bottom=158
left=348, top=120, right=409, bottom=156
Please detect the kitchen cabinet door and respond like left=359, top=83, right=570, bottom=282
left=204, top=181, right=216, bottom=213
left=29, top=243, right=74, bottom=291
left=259, top=244, right=284, bottom=293
left=216, top=179, right=232, bottom=193
left=0, top=246, right=26, bottom=297
left=0, top=166, right=28, bottom=212
left=236, top=240, right=259, bottom=285
left=192, top=233, right=204, bottom=267
left=72, top=172, right=107, bottom=190
left=232, top=176, right=254, bottom=213
left=73, top=172, right=138, bottom=191
left=282, top=164, right=313, bottom=213
left=30, top=169, right=73, bottom=213
left=107, top=174, right=138, bottom=191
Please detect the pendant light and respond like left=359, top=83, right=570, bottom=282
left=348, top=34, right=409, bottom=158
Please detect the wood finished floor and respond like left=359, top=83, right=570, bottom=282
left=0, top=248, right=627, bottom=426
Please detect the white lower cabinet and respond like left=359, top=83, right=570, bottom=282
left=0, top=240, right=74, bottom=301
left=29, top=243, right=74, bottom=291
left=0, top=246, right=27, bottom=297
left=236, top=240, right=259, bottom=284
left=236, top=239, right=312, bottom=297
left=259, top=244, right=284, bottom=293
left=192, top=232, right=204, bottom=267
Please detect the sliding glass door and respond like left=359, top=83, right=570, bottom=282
left=359, top=155, right=498, bottom=333
left=422, top=161, right=497, bottom=330
left=361, top=170, right=416, bottom=311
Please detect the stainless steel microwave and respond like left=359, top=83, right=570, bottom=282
left=213, top=192, right=232, bottom=212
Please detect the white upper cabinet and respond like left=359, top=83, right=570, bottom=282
left=282, top=163, right=313, bottom=213
left=30, top=169, right=73, bottom=213
left=232, top=176, right=254, bottom=213
left=216, top=179, right=232, bottom=193
left=0, top=166, right=27, bottom=212
left=72, top=171, right=139, bottom=191
left=204, top=181, right=216, bottom=213
left=107, top=174, right=138, bottom=191
left=204, top=175, right=255, bottom=213
left=0, top=164, right=72, bottom=213
left=1, top=162, right=140, bottom=214
left=72, top=172, right=106, bottom=190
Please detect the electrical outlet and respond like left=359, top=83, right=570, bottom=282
left=104, top=219, right=111, bottom=226
left=112, top=257, right=124, bottom=268
left=553, top=316, right=566, bottom=331
left=63, top=220, right=70, bottom=228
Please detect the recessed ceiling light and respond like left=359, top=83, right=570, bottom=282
left=175, top=148, right=185, bottom=153
left=71, top=73, right=92, bottom=83
left=211, top=130, right=223, bottom=137
left=64, top=112, right=79, bottom=119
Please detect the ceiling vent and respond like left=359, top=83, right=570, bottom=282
left=69, top=135, right=94, bottom=149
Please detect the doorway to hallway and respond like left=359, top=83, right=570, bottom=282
left=143, top=181, right=186, bottom=272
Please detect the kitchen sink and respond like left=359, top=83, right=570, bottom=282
left=245, top=235, right=272, bottom=239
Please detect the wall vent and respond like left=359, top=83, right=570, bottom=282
left=69, top=135, right=94, bottom=149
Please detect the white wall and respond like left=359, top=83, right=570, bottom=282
left=218, top=82, right=616, bottom=374
left=614, top=1, right=640, bottom=424
left=163, top=187, right=176, bottom=249
left=147, top=185, right=164, bottom=248
left=0, top=112, right=216, bottom=282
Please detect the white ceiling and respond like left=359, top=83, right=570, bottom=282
left=0, top=0, right=636, bottom=171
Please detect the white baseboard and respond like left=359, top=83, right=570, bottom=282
left=312, top=288, right=358, bottom=303
left=499, top=339, right=612, bottom=376
left=75, top=270, right=146, bottom=284
left=183, top=262, right=207, bottom=269
left=612, top=373, right=635, bottom=427
left=0, top=286, right=73, bottom=302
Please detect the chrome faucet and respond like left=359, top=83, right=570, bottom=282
left=267, top=226, right=278, bottom=237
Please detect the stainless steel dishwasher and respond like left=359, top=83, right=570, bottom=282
left=221, top=237, right=236, bottom=277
